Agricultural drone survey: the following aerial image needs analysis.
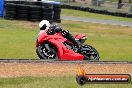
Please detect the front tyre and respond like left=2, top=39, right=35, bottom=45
left=80, top=45, right=100, bottom=61
left=36, top=43, right=58, bottom=60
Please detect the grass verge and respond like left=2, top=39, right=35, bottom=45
left=0, top=18, right=132, bottom=61
left=62, top=9, right=132, bottom=22
left=0, top=19, right=38, bottom=59
left=0, top=76, right=132, bottom=88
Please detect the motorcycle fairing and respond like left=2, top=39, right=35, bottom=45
left=74, top=34, right=87, bottom=39
left=36, top=32, right=84, bottom=60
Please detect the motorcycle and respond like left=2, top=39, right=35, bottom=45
left=36, top=30, right=99, bottom=61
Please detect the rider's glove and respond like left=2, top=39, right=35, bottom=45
left=61, top=30, right=69, bottom=36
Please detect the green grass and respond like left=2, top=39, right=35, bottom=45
left=0, top=19, right=38, bottom=59
left=0, top=76, right=132, bottom=88
left=62, top=9, right=132, bottom=22
left=0, top=18, right=132, bottom=61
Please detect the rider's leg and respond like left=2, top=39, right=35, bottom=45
left=65, top=32, right=80, bottom=47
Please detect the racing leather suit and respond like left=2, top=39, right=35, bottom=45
left=46, top=24, right=80, bottom=47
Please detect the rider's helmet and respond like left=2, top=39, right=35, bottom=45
left=39, top=20, right=50, bottom=30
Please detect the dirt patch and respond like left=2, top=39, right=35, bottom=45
left=0, top=62, right=132, bottom=78
left=11, top=20, right=39, bottom=29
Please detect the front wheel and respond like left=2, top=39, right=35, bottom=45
left=36, top=43, right=58, bottom=60
left=80, top=45, right=100, bottom=61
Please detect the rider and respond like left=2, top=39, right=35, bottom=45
left=38, top=20, right=80, bottom=47
left=38, top=20, right=50, bottom=36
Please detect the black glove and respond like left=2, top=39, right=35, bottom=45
left=61, top=30, right=69, bottom=37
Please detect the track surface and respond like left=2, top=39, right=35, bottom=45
left=0, top=60, right=132, bottom=78
left=0, top=59, right=132, bottom=64
left=61, top=16, right=132, bottom=27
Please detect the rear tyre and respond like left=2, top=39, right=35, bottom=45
left=80, top=45, right=99, bottom=61
left=36, top=43, right=58, bottom=60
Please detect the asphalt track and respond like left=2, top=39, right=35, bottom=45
left=61, top=16, right=132, bottom=27
left=0, top=59, right=132, bottom=64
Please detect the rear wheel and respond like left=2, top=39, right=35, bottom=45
left=36, top=43, right=58, bottom=60
left=80, top=45, right=99, bottom=61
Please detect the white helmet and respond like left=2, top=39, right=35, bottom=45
left=39, top=20, right=50, bottom=29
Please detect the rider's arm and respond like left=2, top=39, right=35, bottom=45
left=46, top=24, right=63, bottom=35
